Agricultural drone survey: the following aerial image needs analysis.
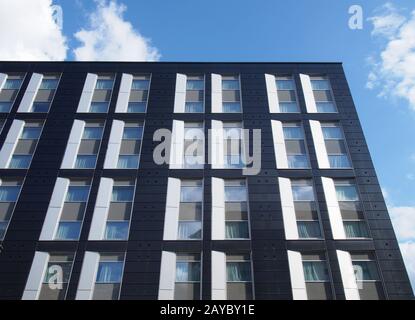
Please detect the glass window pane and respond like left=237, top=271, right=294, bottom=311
left=292, top=186, right=314, bottom=201
left=0, top=186, right=20, bottom=202
left=21, top=127, right=41, bottom=139
left=177, top=221, right=202, bottom=240
left=353, top=261, right=379, bottom=281
left=123, top=127, right=143, bottom=139
left=176, top=262, right=200, bottom=282
left=83, top=127, right=103, bottom=139
left=0, top=222, right=7, bottom=239
left=4, top=79, right=22, bottom=90
left=276, top=80, right=295, bottom=90
left=55, top=222, right=81, bottom=240
left=344, top=221, right=369, bottom=238
left=225, top=186, right=246, bottom=202
left=112, top=186, right=134, bottom=202
left=66, top=186, right=89, bottom=202
left=105, top=221, right=129, bottom=240
left=311, top=80, right=331, bottom=90
left=40, top=79, right=59, bottom=90
left=131, top=80, right=149, bottom=90
left=9, top=155, right=32, bottom=169
left=0, top=102, right=12, bottom=112
left=32, top=102, right=50, bottom=113
left=75, top=155, right=97, bottom=169
left=222, top=102, right=241, bottom=113
left=322, top=127, right=343, bottom=139
left=95, top=80, right=114, bottom=90
left=186, top=80, right=204, bottom=90
left=287, top=155, right=309, bottom=168
left=227, top=262, right=252, bottom=282
left=117, top=155, right=139, bottom=169
left=127, top=102, right=146, bottom=113
left=185, top=102, right=204, bottom=113
left=316, top=102, right=337, bottom=113
left=283, top=127, right=303, bottom=139
left=222, top=80, right=239, bottom=90
left=279, top=102, right=299, bottom=113
left=303, top=261, right=329, bottom=281
left=225, top=221, right=249, bottom=239
left=298, top=221, right=322, bottom=239
left=329, top=155, right=351, bottom=168
left=90, top=102, right=109, bottom=113
left=181, top=186, right=203, bottom=202
left=335, top=186, right=359, bottom=201
left=96, top=262, right=123, bottom=283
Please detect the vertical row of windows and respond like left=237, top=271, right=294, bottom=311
left=0, top=178, right=23, bottom=240
left=301, top=253, right=332, bottom=300
left=178, top=180, right=203, bottom=240
left=175, top=253, right=201, bottom=300
left=222, top=75, right=241, bottom=113
left=117, top=123, right=143, bottom=169
left=185, top=75, right=204, bottom=113
left=90, top=75, right=115, bottom=113
left=224, top=180, right=249, bottom=239
left=128, top=75, right=150, bottom=113
left=93, top=253, right=125, bottom=300
left=282, top=123, right=310, bottom=168
left=223, top=122, right=244, bottom=168
left=226, top=254, right=253, bottom=300
left=310, top=76, right=337, bottom=113
left=0, top=74, right=25, bottom=112
left=321, top=123, right=351, bottom=169
left=31, top=74, right=60, bottom=113
left=75, top=122, right=104, bottom=169
left=183, top=122, right=204, bottom=169
left=276, top=75, right=300, bottom=113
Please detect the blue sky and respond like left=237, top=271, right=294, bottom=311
left=0, top=0, right=414, bottom=289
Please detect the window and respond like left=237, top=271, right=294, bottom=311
left=30, top=74, right=60, bottom=113
left=351, top=253, right=384, bottom=300
left=335, top=180, right=369, bottom=239
left=283, top=123, right=309, bottom=168
left=321, top=123, right=351, bottom=169
left=117, top=123, right=143, bottom=169
left=183, top=122, right=204, bottom=169
left=225, top=180, right=249, bottom=239
left=0, top=179, right=23, bottom=240
left=178, top=180, right=202, bottom=240
left=93, top=253, right=125, bottom=300
left=38, top=253, right=74, bottom=300
left=185, top=75, right=204, bottom=113
left=55, top=179, right=90, bottom=241
left=292, top=180, right=322, bottom=239
left=226, top=254, right=253, bottom=300
left=104, top=180, right=135, bottom=241
left=0, top=74, right=25, bottom=113
left=310, top=76, right=337, bottom=113
left=8, top=121, right=44, bottom=169
left=302, top=253, right=332, bottom=300
left=276, top=76, right=300, bottom=113
left=222, top=75, right=241, bottom=113
left=74, top=122, right=103, bottom=169
left=174, top=254, right=201, bottom=300
left=89, top=75, right=114, bottom=113
left=127, top=75, right=150, bottom=113
left=223, top=122, right=244, bottom=169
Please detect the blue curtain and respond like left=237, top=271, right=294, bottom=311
left=222, top=102, right=241, bottom=113
left=95, top=80, right=113, bottom=90
left=176, top=262, right=200, bottom=282
left=288, top=155, right=309, bottom=169
left=66, top=186, right=89, bottom=202
left=335, top=186, right=359, bottom=201
left=222, top=80, right=239, bottom=90
left=279, top=102, right=299, bottom=113
left=180, top=186, right=203, bottom=202
left=283, top=127, right=303, bottom=139
left=298, top=221, right=321, bottom=238
left=9, top=155, right=31, bottom=169
left=0, top=102, right=12, bottom=112
left=316, top=102, right=336, bottom=112
left=90, top=102, right=109, bottom=113
left=292, top=186, right=314, bottom=201
left=75, top=155, right=96, bottom=169
left=123, top=127, right=143, bottom=139
left=225, top=222, right=249, bottom=239
left=303, top=262, right=328, bottom=281
left=32, top=102, right=50, bottom=113
left=276, top=80, right=295, bottom=90
left=40, top=79, right=58, bottom=90
left=186, top=80, right=204, bottom=90
left=227, top=262, right=251, bottom=282
left=21, top=127, right=41, bottom=139
left=131, top=80, right=149, bottom=90
left=178, top=222, right=201, bottom=240
left=127, top=102, right=146, bottom=113
left=55, top=222, right=81, bottom=240
left=185, top=102, right=204, bottom=113
left=111, top=187, right=134, bottom=202
left=311, top=80, right=330, bottom=90
left=224, top=187, right=246, bottom=202
left=344, top=221, right=369, bottom=238
left=117, top=156, right=139, bottom=169
left=96, top=262, right=123, bottom=283
left=4, top=79, right=22, bottom=89
left=105, top=222, right=129, bottom=240
left=0, top=186, right=20, bottom=202
left=322, top=127, right=342, bottom=139
left=329, top=155, right=350, bottom=168
left=83, top=127, right=103, bottom=139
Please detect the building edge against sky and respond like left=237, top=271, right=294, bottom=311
left=0, top=61, right=412, bottom=300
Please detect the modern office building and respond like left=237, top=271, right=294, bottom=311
left=0, top=62, right=412, bottom=300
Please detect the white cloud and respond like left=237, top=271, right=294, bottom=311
left=0, top=0, right=67, bottom=61
left=73, top=0, right=160, bottom=61
left=367, top=3, right=415, bottom=110
left=399, top=242, right=415, bottom=290
left=390, top=206, right=415, bottom=241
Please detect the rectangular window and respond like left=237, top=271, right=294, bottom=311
left=292, top=180, right=322, bottom=239
left=225, top=180, right=249, bottom=239
left=335, top=180, right=369, bottom=239
left=0, top=178, right=23, bottom=240
left=117, top=123, right=143, bottom=169
left=276, top=75, right=300, bottom=113
left=174, top=253, right=201, bottom=300
left=183, top=122, right=204, bottom=169
left=38, top=253, right=75, bottom=300
left=283, top=123, right=309, bottom=168
left=222, top=75, right=241, bottom=113
left=321, top=123, right=351, bottom=169
left=8, top=121, right=44, bottom=169
left=104, top=180, right=135, bottom=241
left=0, top=73, right=25, bottom=113
left=55, top=179, right=91, bottom=241
left=302, top=253, right=332, bottom=300
left=93, top=253, right=125, bottom=300
left=178, top=180, right=202, bottom=240
left=310, top=76, right=337, bottom=113
left=185, top=75, right=204, bottom=113
left=223, top=122, right=244, bottom=169
left=31, top=74, right=60, bottom=113
left=351, top=253, right=384, bottom=300
left=74, top=121, right=104, bottom=169
left=226, top=254, right=253, bottom=300
left=128, top=74, right=150, bottom=113
left=89, top=75, right=114, bottom=113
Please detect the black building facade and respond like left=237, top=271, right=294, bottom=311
left=0, top=62, right=412, bottom=300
